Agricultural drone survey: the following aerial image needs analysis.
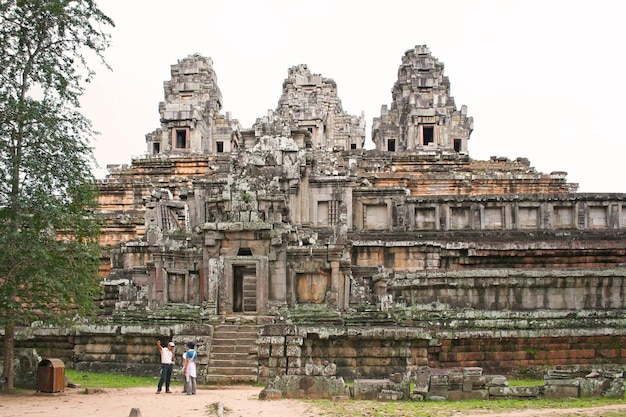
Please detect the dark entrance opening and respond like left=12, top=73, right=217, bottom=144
left=175, top=129, right=187, bottom=148
left=387, top=139, right=396, bottom=152
left=453, top=138, right=462, bottom=152
left=423, top=126, right=434, bottom=145
left=237, top=247, right=253, bottom=256
left=233, top=265, right=257, bottom=313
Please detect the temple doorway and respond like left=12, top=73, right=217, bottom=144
left=232, top=265, right=257, bottom=313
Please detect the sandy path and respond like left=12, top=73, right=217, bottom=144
left=0, top=386, right=323, bottom=417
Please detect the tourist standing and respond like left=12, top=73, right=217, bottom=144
left=183, top=341, right=198, bottom=395
left=156, top=340, right=175, bottom=394
left=181, top=348, right=188, bottom=394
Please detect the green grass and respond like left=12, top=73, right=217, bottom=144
left=65, top=369, right=182, bottom=389
left=508, top=378, right=544, bottom=386
left=311, top=397, right=626, bottom=417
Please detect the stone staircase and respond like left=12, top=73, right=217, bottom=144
left=205, top=323, right=260, bottom=384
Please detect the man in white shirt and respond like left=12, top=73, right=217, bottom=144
left=156, top=340, right=175, bottom=393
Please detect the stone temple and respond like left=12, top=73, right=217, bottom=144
left=7, top=45, right=626, bottom=386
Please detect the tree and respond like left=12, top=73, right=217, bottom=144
left=0, top=0, right=113, bottom=389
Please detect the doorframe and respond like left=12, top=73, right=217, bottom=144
left=222, top=256, right=269, bottom=314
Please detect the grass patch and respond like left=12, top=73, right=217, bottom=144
left=508, top=379, right=544, bottom=387
left=310, top=397, right=626, bottom=417
left=65, top=369, right=182, bottom=389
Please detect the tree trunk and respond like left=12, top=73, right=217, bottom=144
left=2, top=322, right=15, bottom=390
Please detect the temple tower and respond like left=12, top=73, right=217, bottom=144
left=145, top=54, right=239, bottom=156
left=372, top=45, right=473, bottom=153
left=273, top=64, right=366, bottom=151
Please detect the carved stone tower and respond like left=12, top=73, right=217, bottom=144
left=274, top=64, right=366, bottom=151
left=372, top=45, right=474, bottom=153
left=145, top=54, right=239, bottom=155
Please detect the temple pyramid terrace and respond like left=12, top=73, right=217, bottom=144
left=3, top=46, right=626, bottom=391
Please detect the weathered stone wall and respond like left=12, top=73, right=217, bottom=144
left=0, top=324, right=211, bottom=379
left=257, top=325, right=431, bottom=382
left=389, top=268, right=626, bottom=310
left=305, top=334, right=430, bottom=380
left=3, top=324, right=626, bottom=383
left=431, top=334, right=626, bottom=375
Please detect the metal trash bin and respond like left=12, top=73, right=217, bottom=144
left=37, top=358, right=65, bottom=393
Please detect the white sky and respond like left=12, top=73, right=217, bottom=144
left=83, top=0, right=626, bottom=193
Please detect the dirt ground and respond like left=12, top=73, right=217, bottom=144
left=2, top=385, right=626, bottom=417
left=0, top=385, right=320, bottom=417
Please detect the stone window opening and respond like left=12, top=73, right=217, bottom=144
left=174, top=128, right=188, bottom=149
left=483, top=207, right=504, bottom=230
left=237, top=247, right=253, bottom=256
left=152, top=142, right=160, bottom=154
left=166, top=272, right=188, bottom=303
left=159, top=203, right=190, bottom=232
left=364, top=204, right=388, bottom=229
left=216, top=141, right=224, bottom=153
left=453, top=138, right=461, bottom=152
left=388, top=139, right=396, bottom=152
left=351, top=143, right=357, bottom=150
left=329, top=201, right=339, bottom=224
left=450, top=206, right=471, bottom=230
left=318, top=200, right=340, bottom=226
left=554, top=206, right=575, bottom=229
left=423, top=125, right=435, bottom=145
left=589, top=206, right=608, bottom=229
left=415, top=207, right=437, bottom=230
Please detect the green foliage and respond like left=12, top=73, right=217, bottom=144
left=0, top=0, right=114, bottom=388
left=0, top=0, right=113, bottom=326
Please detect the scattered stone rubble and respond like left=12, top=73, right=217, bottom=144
left=260, top=365, right=625, bottom=401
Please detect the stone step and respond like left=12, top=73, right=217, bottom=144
left=206, top=322, right=262, bottom=384
left=210, top=358, right=258, bottom=367
left=211, top=337, right=257, bottom=347
left=214, top=326, right=260, bottom=333
left=211, top=345, right=256, bottom=355
left=209, top=352, right=257, bottom=360
left=204, top=374, right=258, bottom=385
left=211, top=331, right=258, bottom=340
left=210, top=356, right=255, bottom=364
left=215, top=323, right=260, bottom=329
left=214, top=325, right=259, bottom=330
left=207, top=366, right=258, bottom=376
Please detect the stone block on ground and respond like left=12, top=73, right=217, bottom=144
left=353, top=379, right=399, bottom=400
left=258, top=388, right=282, bottom=400
left=447, top=389, right=488, bottom=401
left=266, top=374, right=349, bottom=399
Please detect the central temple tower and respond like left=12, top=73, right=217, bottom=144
left=372, top=45, right=473, bottom=153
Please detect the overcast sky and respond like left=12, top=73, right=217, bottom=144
left=83, top=0, right=626, bottom=193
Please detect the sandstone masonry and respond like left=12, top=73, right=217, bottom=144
left=3, top=45, right=625, bottom=386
